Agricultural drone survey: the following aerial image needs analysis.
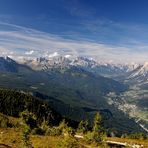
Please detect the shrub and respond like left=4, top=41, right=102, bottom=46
left=20, top=110, right=37, bottom=129
left=126, top=133, right=147, bottom=140
left=84, top=112, right=106, bottom=145
left=58, top=119, right=68, bottom=132
left=40, top=118, right=49, bottom=131
left=63, top=127, right=75, bottom=137
left=77, top=120, right=89, bottom=134
left=84, top=131, right=94, bottom=144
left=22, top=124, right=32, bottom=148
left=0, top=115, right=9, bottom=128
left=31, top=127, right=45, bottom=135
left=20, top=110, right=33, bottom=148
left=57, top=136, right=79, bottom=148
left=46, top=127, right=62, bottom=136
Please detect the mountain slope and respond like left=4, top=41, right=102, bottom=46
left=0, top=57, right=145, bottom=135
left=0, top=57, right=19, bottom=72
left=0, top=56, right=127, bottom=103
left=125, top=62, right=148, bottom=89
left=0, top=88, right=144, bottom=136
left=0, top=88, right=62, bottom=126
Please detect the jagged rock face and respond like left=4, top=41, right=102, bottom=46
left=0, top=55, right=147, bottom=84
left=21, top=55, right=138, bottom=77
left=23, top=56, right=71, bottom=70
left=125, top=62, right=148, bottom=87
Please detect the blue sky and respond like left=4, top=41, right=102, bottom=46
left=0, top=0, right=148, bottom=63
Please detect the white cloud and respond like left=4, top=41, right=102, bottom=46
left=65, top=55, right=71, bottom=58
left=0, top=22, right=148, bottom=64
left=25, top=50, right=34, bottom=55
left=48, top=52, right=59, bottom=58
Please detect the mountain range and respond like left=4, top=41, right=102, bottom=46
left=0, top=55, right=147, bottom=135
left=21, top=55, right=140, bottom=77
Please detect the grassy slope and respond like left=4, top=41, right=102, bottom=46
left=0, top=128, right=148, bottom=148
left=107, top=137, right=148, bottom=147
left=0, top=128, right=62, bottom=148
left=0, top=112, right=147, bottom=148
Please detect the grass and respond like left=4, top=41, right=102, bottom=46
left=0, top=128, right=22, bottom=148
left=0, top=127, right=148, bottom=148
left=31, top=135, right=62, bottom=148
left=107, top=137, right=148, bottom=147
left=0, top=128, right=63, bottom=148
left=0, top=113, right=147, bottom=148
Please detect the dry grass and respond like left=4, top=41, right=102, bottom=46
left=0, top=128, right=63, bottom=148
left=0, top=113, right=21, bottom=127
left=0, top=128, right=148, bottom=148
left=31, top=135, right=62, bottom=148
left=0, top=128, right=22, bottom=148
left=0, top=128, right=92, bottom=148
left=107, top=137, right=148, bottom=148
left=0, top=128, right=62, bottom=148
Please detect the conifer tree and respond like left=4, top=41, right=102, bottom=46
left=77, top=120, right=89, bottom=134
left=92, top=112, right=106, bottom=143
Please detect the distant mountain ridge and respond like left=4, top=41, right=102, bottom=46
left=21, top=55, right=141, bottom=78
left=1, top=55, right=147, bottom=87
left=0, top=55, right=141, bottom=76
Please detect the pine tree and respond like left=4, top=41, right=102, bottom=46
left=77, top=120, right=89, bottom=134
left=93, top=112, right=102, bottom=133
left=20, top=110, right=34, bottom=148
left=92, top=112, right=106, bottom=143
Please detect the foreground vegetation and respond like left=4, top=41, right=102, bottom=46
left=0, top=88, right=147, bottom=148
left=0, top=112, right=107, bottom=148
left=0, top=127, right=148, bottom=148
left=0, top=112, right=148, bottom=148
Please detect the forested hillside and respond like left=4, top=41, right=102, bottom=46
left=0, top=88, right=145, bottom=136
left=0, top=89, right=63, bottom=126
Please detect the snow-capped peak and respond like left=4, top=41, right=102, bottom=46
left=143, top=62, right=148, bottom=70
left=64, top=55, right=71, bottom=58
left=19, top=54, right=146, bottom=79
left=128, top=61, right=148, bottom=82
left=48, top=52, right=59, bottom=58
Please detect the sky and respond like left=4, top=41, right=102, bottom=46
left=0, top=0, right=148, bottom=63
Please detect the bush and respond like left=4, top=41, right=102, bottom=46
left=40, top=119, right=49, bottom=132
left=58, top=119, right=68, bottom=132
left=126, top=133, right=147, bottom=140
left=0, top=113, right=13, bottom=128
left=77, top=120, right=89, bottom=134
left=22, top=124, right=32, bottom=148
left=0, top=115, right=9, bottom=128
left=57, top=136, right=79, bottom=148
left=46, top=127, right=62, bottom=136
left=63, top=127, right=75, bottom=137
left=84, top=131, right=107, bottom=147
left=84, top=131, right=94, bottom=144
left=92, top=131, right=106, bottom=143
left=84, top=112, right=106, bottom=145
left=31, top=128, right=45, bottom=135
left=20, top=110, right=37, bottom=129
